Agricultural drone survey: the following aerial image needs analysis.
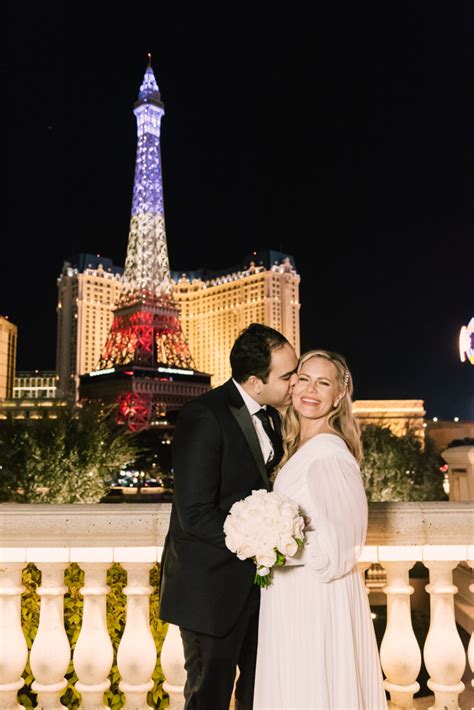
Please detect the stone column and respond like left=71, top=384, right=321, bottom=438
left=72, top=548, right=114, bottom=709
left=115, top=548, right=157, bottom=710
left=0, top=551, right=28, bottom=710
left=29, top=550, right=71, bottom=710
left=160, top=623, right=186, bottom=709
left=379, top=546, right=423, bottom=708
left=423, top=545, right=466, bottom=710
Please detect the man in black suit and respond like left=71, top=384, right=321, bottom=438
left=159, top=323, right=298, bottom=709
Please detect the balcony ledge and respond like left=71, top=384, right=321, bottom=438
left=0, top=501, right=472, bottom=548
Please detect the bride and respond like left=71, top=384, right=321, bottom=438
left=253, top=350, right=387, bottom=709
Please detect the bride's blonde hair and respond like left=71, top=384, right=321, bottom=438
left=279, top=349, right=362, bottom=467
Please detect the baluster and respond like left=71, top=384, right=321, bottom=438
left=468, top=548, right=474, bottom=701
left=0, top=552, right=28, bottom=710
left=115, top=549, right=157, bottom=710
left=357, top=561, right=372, bottom=593
left=29, top=551, right=71, bottom=709
left=160, top=623, right=186, bottom=709
left=358, top=546, right=378, bottom=594
left=423, top=546, right=466, bottom=710
left=156, top=545, right=185, bottom=708
left=379, top=547, right=422, bottom=708
left=72, top=549, right=114, bottom=709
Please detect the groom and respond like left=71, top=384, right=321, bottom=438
left=159, top=323, right=298, bottom=709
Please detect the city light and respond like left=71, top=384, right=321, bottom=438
left=157, top=366, right=194, bottom=376
left=459, top=317, right=474, bottom=364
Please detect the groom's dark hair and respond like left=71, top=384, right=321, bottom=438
left=230, top=323, right=289, bottom=384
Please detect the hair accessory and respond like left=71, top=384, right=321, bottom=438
left=343, top=369, right=350, bottom=389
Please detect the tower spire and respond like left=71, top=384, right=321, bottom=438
left=121, top=61, right=170, bottom=304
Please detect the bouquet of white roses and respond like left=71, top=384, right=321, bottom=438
left=223, top=489, right=305, bottom=588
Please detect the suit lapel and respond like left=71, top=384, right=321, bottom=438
left=224, top=380, right=270, bottom=488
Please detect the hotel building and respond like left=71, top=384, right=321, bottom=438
left=172, top=250, right=300, bottom=386
left=352, top=399, right=426, bottom=441
left=0, top=316, right=17, bottom=400
left=56, top=254, right=123, bottom=398
left=13, top=371, right=59, bottom=399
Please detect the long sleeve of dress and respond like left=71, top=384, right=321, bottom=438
left=299, top=452, right=368, bottom=582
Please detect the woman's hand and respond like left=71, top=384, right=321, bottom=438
left=303, top=516, right=314, bottom=532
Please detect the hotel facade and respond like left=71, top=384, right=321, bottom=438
left=172, top=250, right=301, bottom=386
left=0, top=316, right=17, bottom=400
left=56, top=255, right=123, bottom=398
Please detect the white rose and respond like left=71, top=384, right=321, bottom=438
left=244, top=516, right=264, bottom=537
left=237, top=541, right=257, bottom=560
left=276, top=516, right=294, bottom=535
left=251, top=489, right=267, bottom=500
left=280, top=502, right=297, bottom=519
left=258, top=532, right=279, bottom=553
left=278, top=537, right=298, bottom=557
left=229, top=500, right=246, bottom=516
left=256, top=549, right=277, bottom=567
left=225, top=530, right=244, bottom=553
left=224, top=519, right=244, bottom=553
left=261, top=514, right=279, bottom=533
left=264, top=494, right=282, bottom=512
left=293, top=518, right=305, bottom=539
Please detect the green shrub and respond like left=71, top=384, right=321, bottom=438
left=19, top=563, right=169, bottom=709
left=361, top=425, right=446, bottom=501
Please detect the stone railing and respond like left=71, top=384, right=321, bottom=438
left=0, top=502, right=472, bottom=709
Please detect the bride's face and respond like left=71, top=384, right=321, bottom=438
left=292, top=357, right=340, bottom=421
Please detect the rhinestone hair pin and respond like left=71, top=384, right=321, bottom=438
left=343, top=370, right=350, bottom=389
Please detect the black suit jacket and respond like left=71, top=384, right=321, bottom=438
left=159, top=379, right=282, bottom=637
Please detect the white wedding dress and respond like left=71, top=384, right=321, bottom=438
left=254, top=433, right=387, bottom=709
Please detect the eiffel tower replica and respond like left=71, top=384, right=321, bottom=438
left=80, top=58, right=211, bottom=431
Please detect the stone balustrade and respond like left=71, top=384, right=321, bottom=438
left=0, top=502, right=472, bottom=709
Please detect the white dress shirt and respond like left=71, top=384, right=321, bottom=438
left=232, top=379, right=274, bottom=464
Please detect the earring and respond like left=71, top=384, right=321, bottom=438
left=333, top=400, right=339, bottom=408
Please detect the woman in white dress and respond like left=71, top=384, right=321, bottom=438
left=254, top=349, right=387, bottom=709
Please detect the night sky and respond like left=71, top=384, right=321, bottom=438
left=5, top=3, right=473, bottom=419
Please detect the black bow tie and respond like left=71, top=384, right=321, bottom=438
left=254, top=408, right=283, bottom=472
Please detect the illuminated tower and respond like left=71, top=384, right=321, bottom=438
left=80, top=59, right=210, bottom=431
